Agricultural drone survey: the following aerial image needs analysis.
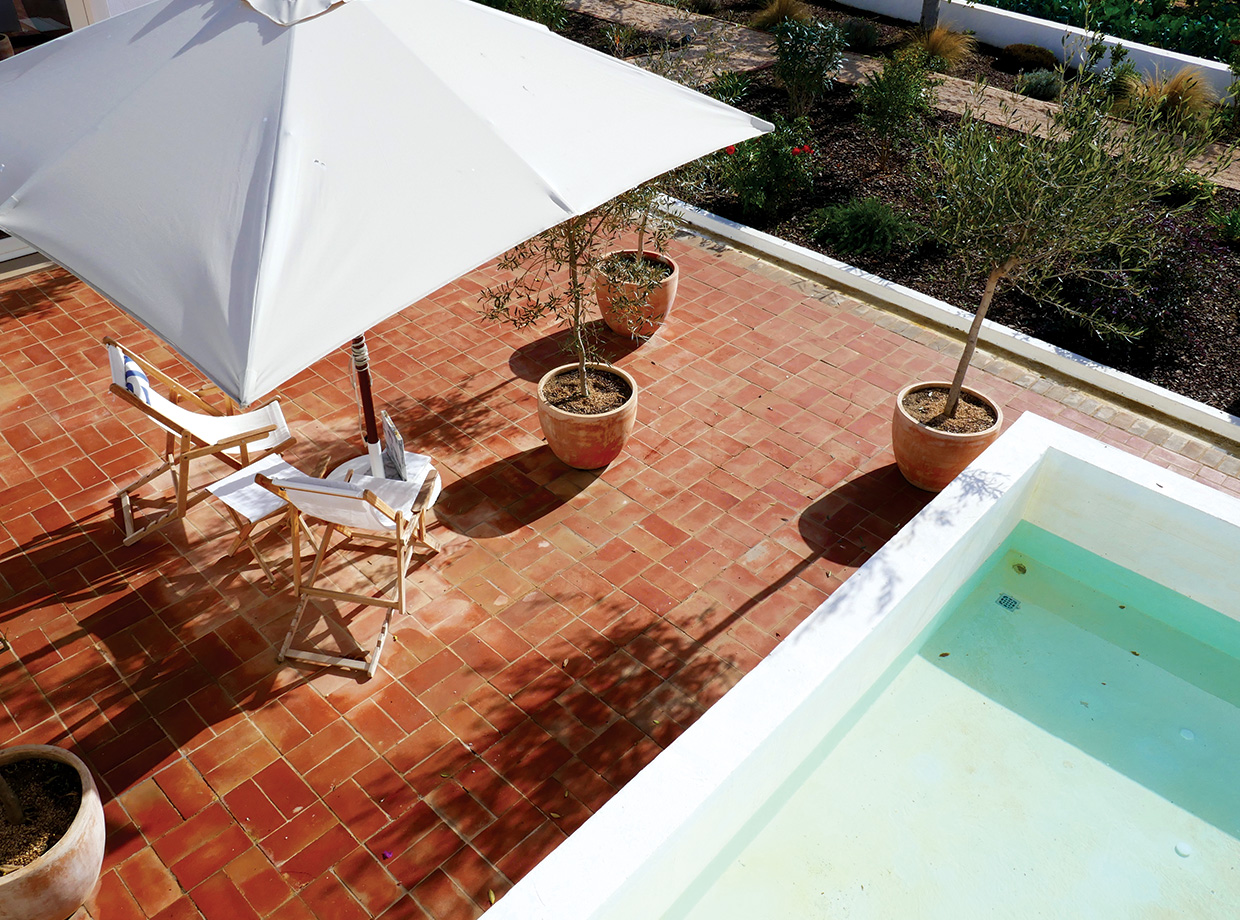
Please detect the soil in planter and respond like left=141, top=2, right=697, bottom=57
left=0, top=758, right=81, bottom=874
left=903, top=386, right=998, bottom=434
left=544, top=367, right=633, bottom=414
left=602, top=253, right=674, bottom=285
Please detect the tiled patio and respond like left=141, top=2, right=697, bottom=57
left=2, top=233, right=1238, bottom=920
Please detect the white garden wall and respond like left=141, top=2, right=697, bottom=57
left=839, top=0, right=1235, bottom=98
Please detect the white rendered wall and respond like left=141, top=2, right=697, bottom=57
left=839, top=0, right=1235, bottom=97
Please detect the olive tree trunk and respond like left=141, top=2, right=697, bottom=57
left=920, top=0, right=939, bottom=31
left=0, top=773, right=22, bottom=825
left=944, top=258, right=1016, bottom=417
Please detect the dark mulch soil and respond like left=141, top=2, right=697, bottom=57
left=544, top=367, right=633, bottom=413
left=0, top=759, right=81, bottom=873
left=904, top=386, right=999, bottom=432
left=562, top=10, right=670, bottom=57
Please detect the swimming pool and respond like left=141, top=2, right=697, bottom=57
left=486, top=413, right=1240, bottom=919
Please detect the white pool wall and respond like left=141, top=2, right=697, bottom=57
left=485, top=415, right=1240, bottom=920
left=1022, top=448, right=1240, bottom=619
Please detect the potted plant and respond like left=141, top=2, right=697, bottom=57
left=595, top=174, right=683, bottom=339
left=897, top=60, right=1223, bottom=491
left=481, top=196, right=640, bottom=470
left=1, top=745, right=106, bottom=920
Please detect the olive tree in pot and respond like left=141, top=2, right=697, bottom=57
left=897, top=67, right=1223, bottom=491
left=595, top=178, right=681, bottom=340
left=0, top=745, right=106, bottom=920
left=482, top=196, right=641, bottom=470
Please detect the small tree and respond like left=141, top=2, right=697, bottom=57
left=918, top=76, right=1225, bottom=418
left=479, top=197, right=638, bottom=398
left=856, top=46, right=938, bottom=170
left=772, top=19, right=845, bottom=118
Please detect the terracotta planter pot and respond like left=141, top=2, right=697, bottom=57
left=537, top=364, right=638, bottom=470
left=595, top=250, right=678, bottom=339
left=891, top=382, right=1003, bottom=493
left=0, top=745, right=106, bottom=920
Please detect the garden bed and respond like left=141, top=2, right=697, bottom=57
left=707, top=0, right=1024, bottom=91
left=683, top=71, right=1240, bottom=416
left=561, top=7, right=1240, bottom=418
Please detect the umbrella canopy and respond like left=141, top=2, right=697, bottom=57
left=0, top=0, right=768, bottom=407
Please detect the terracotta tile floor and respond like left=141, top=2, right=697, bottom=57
left=2, top=235, right=1239, bottom=920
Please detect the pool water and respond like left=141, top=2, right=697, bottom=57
left=667, top=522, right=1240, bottom=919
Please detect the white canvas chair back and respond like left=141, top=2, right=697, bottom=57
left=106, top=342, right=291, bottom=455
left=257, top=466, right=440, bottom=679
left=274, top=473, right=418, bottom=533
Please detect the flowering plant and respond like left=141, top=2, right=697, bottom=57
left=713, top=117, right=819, bottom=221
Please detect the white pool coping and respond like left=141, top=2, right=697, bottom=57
left=485, top=414, right=1240, bottom=919
left=664, top=198, right=1240, bottom=451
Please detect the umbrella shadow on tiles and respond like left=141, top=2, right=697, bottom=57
left=0, top=266, right=89, bottom=322
left=508, top=320, right=644, bottom=383
left=435, top=448, right=599, bottom=538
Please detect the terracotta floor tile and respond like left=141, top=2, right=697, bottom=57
left=4, top=223, right=1238, bottom=919
left=117, top=846, right=183, bottom=917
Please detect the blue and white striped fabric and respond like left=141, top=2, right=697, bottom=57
left=122, top=357, right=153, bottom=405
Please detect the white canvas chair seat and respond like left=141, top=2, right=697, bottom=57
left=103, top=336, right=294, bottom=545
left=256, top=465, right=440, bottom=678
left=206, top=454, right=322, bottom=584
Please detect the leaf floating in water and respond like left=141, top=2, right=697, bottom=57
left=440, top=772, right=452, bottom=778
left=1131, top=650, right=1140, bottom=656
left=1012, top=563, right=1027, bottom=575
left=1119, top=604, right=1126, bottom=609
left=938, top=652, right=950, bottom=658
left=550, top=812, right=561, bottom=818
left=489, top=890, right=497, bottom=904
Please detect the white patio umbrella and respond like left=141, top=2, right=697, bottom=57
left=0, top=0, right=768, bottom=472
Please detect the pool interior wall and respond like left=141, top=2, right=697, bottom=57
left=482, top=415, right=1240, bottom=920
left=663, top=523, right=1240, bottom=918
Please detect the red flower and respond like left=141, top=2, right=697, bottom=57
left=791, top=146, right=803, bottom=155
left=725, top=145, right=737, bottom=154
left=803, top=146, right=814, bottom=155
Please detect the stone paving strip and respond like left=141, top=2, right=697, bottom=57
left=568, top=0, right=1239, bottom=190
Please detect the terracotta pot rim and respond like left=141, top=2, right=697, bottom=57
left=599, top=250, right=678, bottom=279
left=896, top=381, right=1003, bottom=438
left=0, top=744, right=99, bottom=883
left=538, top=363, right=638, bottom=422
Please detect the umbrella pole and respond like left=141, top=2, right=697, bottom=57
left=351, top=335, right=385, bottom=477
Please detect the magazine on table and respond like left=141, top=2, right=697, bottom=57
left=380, top=411, right=432, bottom=494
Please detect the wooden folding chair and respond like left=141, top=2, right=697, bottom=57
left=256, top=467, right=440, bottom=679
left=103, top=336, right=294, bottom=544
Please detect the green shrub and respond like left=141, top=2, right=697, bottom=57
left=707, top=71, right=752, bottom=106
left=856, top=47, right=937, bottom=168
left=713, top=117, right=820, bottom=220
left=809, top=197, right=922, bottom=255
left=1001, top=42, right=1058, bottom=72
left=1016, top=69, right=1064, bottom=101
left=475, top=0, right=566, bottom=30
left=772, top=19, right=846, bottom=117
left=1209, top=207, right=1240, bottom=244
left=602, top=23, right=641, bottom=57
left=840, top=18, right=880, bottom=53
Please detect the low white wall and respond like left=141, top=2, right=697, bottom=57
left=839, top=0, right=1235, bottom=98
